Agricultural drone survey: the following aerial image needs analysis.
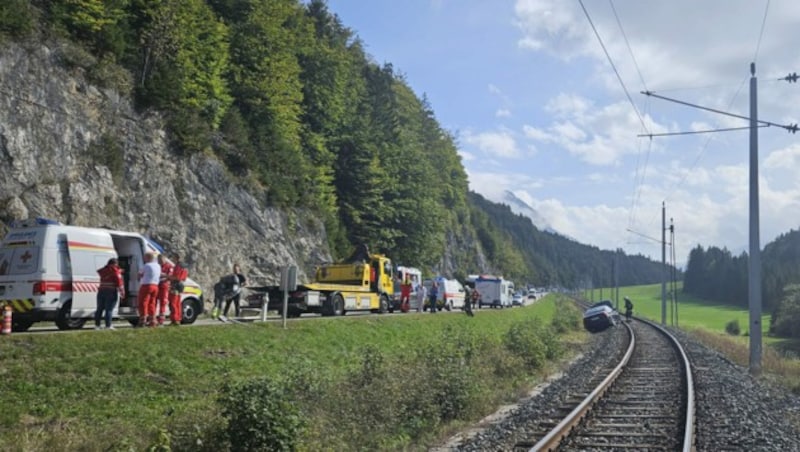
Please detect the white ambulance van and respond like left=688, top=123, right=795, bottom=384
left=422, top=276, right=466, bottom=311
left=0, top=218, right=204, bottom=331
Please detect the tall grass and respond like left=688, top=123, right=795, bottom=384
left=0, top=294, right=585, bottom=450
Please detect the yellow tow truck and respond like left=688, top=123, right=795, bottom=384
left=252, top=245, right=395, bottom=317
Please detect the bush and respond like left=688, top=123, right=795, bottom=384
left=218, top=378, right=304, bottom=452
left=551, top=301, right=582, bottom=334
left=504, top=319, right=548, bottom=370
left=0, top=0, right=36, bottom=39
left=725, top=319, right=741, bottom=336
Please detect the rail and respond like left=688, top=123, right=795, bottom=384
left=528, top=303, right=695, bottom=451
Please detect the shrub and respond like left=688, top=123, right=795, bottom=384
left=218, top=378, right=304, bottom=452
left=551, top=301, right=582, bottom=334
left=0, top=0, right=36, bottom=39
left=86, top=132, right=125, bottom=183
left=504, top=319, right=548, bottom=370
left=725, top=319, right=741, bottom=336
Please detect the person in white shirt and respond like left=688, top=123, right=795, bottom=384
left=137, top=252, right=161, bottom=327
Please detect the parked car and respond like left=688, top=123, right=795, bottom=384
left=583, top=301, right=620, bottom=333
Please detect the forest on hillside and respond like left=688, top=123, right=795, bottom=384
left=0, top=0, right=669, bottom=287
left=682, top=228, right=800, bottom=337
left=469, top=192, right=669, bottom=286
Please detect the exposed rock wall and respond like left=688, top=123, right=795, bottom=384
left=0, top=41, right=330, bottom=291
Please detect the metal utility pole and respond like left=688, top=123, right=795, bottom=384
left=614, top=252, right=620, bottom=311
left=749, top=62, right=762, bottom=375
left=661, top=202, right=667, bottom=326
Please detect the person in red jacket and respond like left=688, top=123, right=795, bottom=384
left=156, top=254, right=174, bottom=326
left=400, top=278, right=412, bottom=313
left=168, top=253, right=188, bottom=325
left=96, top=258, right=124, bottom=330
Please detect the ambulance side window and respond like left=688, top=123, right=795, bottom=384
left=58, top=251, right=71, bottom=275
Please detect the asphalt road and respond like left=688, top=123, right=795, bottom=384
left=13, top=293, right=548, bottom=335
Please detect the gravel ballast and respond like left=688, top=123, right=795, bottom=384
left=450, top=321, right=800, bottom=451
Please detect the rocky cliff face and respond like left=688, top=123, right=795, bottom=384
left=0, top=41, right=330, bottom=292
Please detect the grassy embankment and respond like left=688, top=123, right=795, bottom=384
left=0, top=294, right=586, bottom=451
left=601, top=283, right=800, bottom=389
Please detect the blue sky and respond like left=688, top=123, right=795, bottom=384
left=325, top=0, right=800, bottom=265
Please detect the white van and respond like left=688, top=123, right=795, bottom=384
left=391, top=265, right=423, bottom=312
left=422, top=277, right=466, bottom=311
left=0, top=218, right=204, bottom=331
left=475, top=275, right=513, bottom=308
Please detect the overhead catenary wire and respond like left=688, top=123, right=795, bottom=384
left=642, top=90, right=799, bottom=133
left=578, top=0, right=650, bottom=135
left=753, top=0, right=771, bottom=64
left=638, top=124, right=769, bottom=138
left=609, top=0, right=647, bottom=92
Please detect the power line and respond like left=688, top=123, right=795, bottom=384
left=578, top=0, right=650, bottom=135
left=636, top=75, right=749, bottom=232
left=642, top=90, right=799, bottom=132
left=609, top=0, right=648, bottom=92
left=638, top=124, right=769, bottom=138
left=753, top=0, right=771, bottom=64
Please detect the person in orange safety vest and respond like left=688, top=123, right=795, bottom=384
left=95, top=258, right=125, bottom=330
left=156, top=254, right=174, bottom=326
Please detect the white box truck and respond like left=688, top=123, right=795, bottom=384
left=475, top=275, right=513, bottom=308
left=0, top=218, right=204, bottom=331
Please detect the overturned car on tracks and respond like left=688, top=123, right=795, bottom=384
left=582, top=300, right=620, bottom=333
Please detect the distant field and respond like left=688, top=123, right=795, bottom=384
left=589, top=283, right=773, bottom=342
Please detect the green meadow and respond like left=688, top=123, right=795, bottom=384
left=586, top=283, right=800, bottom=390
left=611, top=283, right=771, bottom=339
left=0, top=294, right=585, bottom=451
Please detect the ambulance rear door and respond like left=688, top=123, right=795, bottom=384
left=65, top=230, right=117, bottom=318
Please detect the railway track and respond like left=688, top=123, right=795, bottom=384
left=514, top=315, right=695, bottom=451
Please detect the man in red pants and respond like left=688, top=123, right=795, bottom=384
left=168, top=253, right=188, bottom=325
left=400, top=278, right=412, bottom=313
left=156, top=254, right=174, bottom=326
left=137, top=252, right=161, bottom=327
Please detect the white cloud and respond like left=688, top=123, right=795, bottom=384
left=463, top=129, right=521, bottom=159
left=764, top=144, right=800, bottom=170
left=459, top=150, right=476, bottom=161
left=522, top=125, right=553, bottom=141
left=496, top=108, right=512, bottom=118
left=513, top=0, right=591, bottom=59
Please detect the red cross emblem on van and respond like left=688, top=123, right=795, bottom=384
left=20, top=251, right=32, bottom=263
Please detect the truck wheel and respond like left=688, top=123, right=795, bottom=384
left=332, top=294, right=344, bottom=316
left=181, top=298, right=201, bottom=324
left=378, top=294, right=389, bottom=314
left=12, top=319, right=33, bottom=332
left=445, top=300, right=452, bottom=312
left=55, top=301, right=86, bottom=330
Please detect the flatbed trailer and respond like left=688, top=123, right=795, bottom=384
left=249, top=246, right=394, bottom=317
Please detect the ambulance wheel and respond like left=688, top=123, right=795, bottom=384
left=445, top=301, right=453, bottom=312
left=378, top=294, right=389, bottom=314
left=181, top=298, right=201, bottom=324
left=55, top=301, right=86, bottom=330
left=12, top=319, right=33, bottom=332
